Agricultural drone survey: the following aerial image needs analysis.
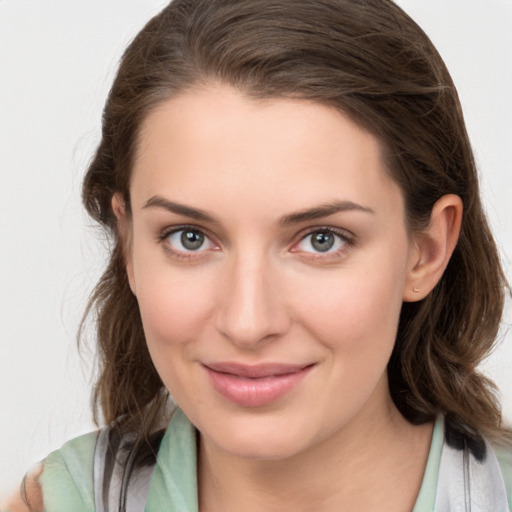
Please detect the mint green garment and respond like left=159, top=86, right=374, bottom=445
left=9, top=409, right=512, bottom=511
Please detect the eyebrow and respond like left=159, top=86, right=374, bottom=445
left=143, top=196, right=217, bottom=223
left=278, top=200, right=374, bottom=226
left=143, top=196, right=374, bottom=226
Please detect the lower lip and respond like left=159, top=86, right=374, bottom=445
left=204, top=365, right=313, bottom=407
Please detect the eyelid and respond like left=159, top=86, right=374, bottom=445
left=293, top=225, right=354, bottom=244
left=157, top=224, right=355, bottom=261
left=158, top=224, right=220, bottom=259
left=289, top=226, right=356, bottom=258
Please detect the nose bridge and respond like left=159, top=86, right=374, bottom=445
left=216, top=246, right=288, bottom=347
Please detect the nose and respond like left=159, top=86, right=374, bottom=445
left=215, top=251, right=291, bottom=348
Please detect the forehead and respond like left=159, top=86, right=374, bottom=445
left=131, top=85, right=403, bottom=220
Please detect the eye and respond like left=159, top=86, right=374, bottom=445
left=294, top=229, right=350, bottom=254
left=165, top=228, right=217, bottom=253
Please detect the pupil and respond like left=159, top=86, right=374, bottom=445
left=312, top=232, right=334, bottom=252
left=181, top=230, right=204, bottom=250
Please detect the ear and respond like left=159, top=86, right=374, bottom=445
left=112, top=193, right=136, bottom=295
left=403, top=194, right=463, bottom=302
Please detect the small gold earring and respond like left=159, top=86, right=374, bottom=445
left=413, top=287, right=420, bottom=293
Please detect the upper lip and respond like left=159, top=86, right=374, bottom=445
left=203, top=362, right=313, bottom=378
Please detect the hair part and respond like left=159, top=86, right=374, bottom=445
left=81, top=0, right=511, bottom=443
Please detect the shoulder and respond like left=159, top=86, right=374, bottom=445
left=43, top=430, right=98, bottom=469
left=1, top=431, right=98, bottom=512
left=40, top=431, right=98, bottom=511
left=31, top=431, right=98, bottom=512
left=494, top=443, right=512, bottom=510
left=0, top=464, right=43, bottom=512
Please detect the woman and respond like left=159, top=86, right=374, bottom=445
left=3, top=0, right=512, bottom=510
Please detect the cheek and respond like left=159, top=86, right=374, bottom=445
left=288, top=261, right=407, bottom=419
left=290, top=250, right=408, bottom=359
left=133, top=261, right=217, bottom=351
left=133, top=265, right=219, bottom=401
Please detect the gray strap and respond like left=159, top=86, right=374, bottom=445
left=435, top=436, right=509, bottom=512
left=93, top=428, right=109, bottom=512
left=93, top=428, right=156, bottom=512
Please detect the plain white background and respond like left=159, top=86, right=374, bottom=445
left=0, top=0, right=511, bottom=497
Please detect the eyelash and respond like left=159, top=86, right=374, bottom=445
left=291, top=227, right=355, bottom=261
left=158, top=225, right=219, bottom=261
left=158, top=225, right=355, bottom=262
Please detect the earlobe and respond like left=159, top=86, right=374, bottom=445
left=111, top=193, right=136, bottom=296
left=403, top=194, right=463, bottom=302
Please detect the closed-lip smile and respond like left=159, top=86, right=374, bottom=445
left=202, top=361, right=315, bottom=407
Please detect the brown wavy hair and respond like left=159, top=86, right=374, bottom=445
left=81, top=0, right=511, bottom=443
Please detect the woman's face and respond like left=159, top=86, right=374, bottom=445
left=124, top=85, right=420, bottom=460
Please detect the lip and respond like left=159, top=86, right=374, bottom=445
left=202, top=362, right=314, bottom=407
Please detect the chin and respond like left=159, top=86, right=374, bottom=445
left=211, top=432, right=307, bottom=461
left=197, top=409, right=322, bottom=462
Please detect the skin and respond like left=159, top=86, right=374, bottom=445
left=118, top=85, right=461, bottom=511
left=1, top=465, right=43, bottom=512
left=3, top=84, right=462, bottom=511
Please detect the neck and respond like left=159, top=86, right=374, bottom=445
left=198, top=387, right=433, bottom=512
